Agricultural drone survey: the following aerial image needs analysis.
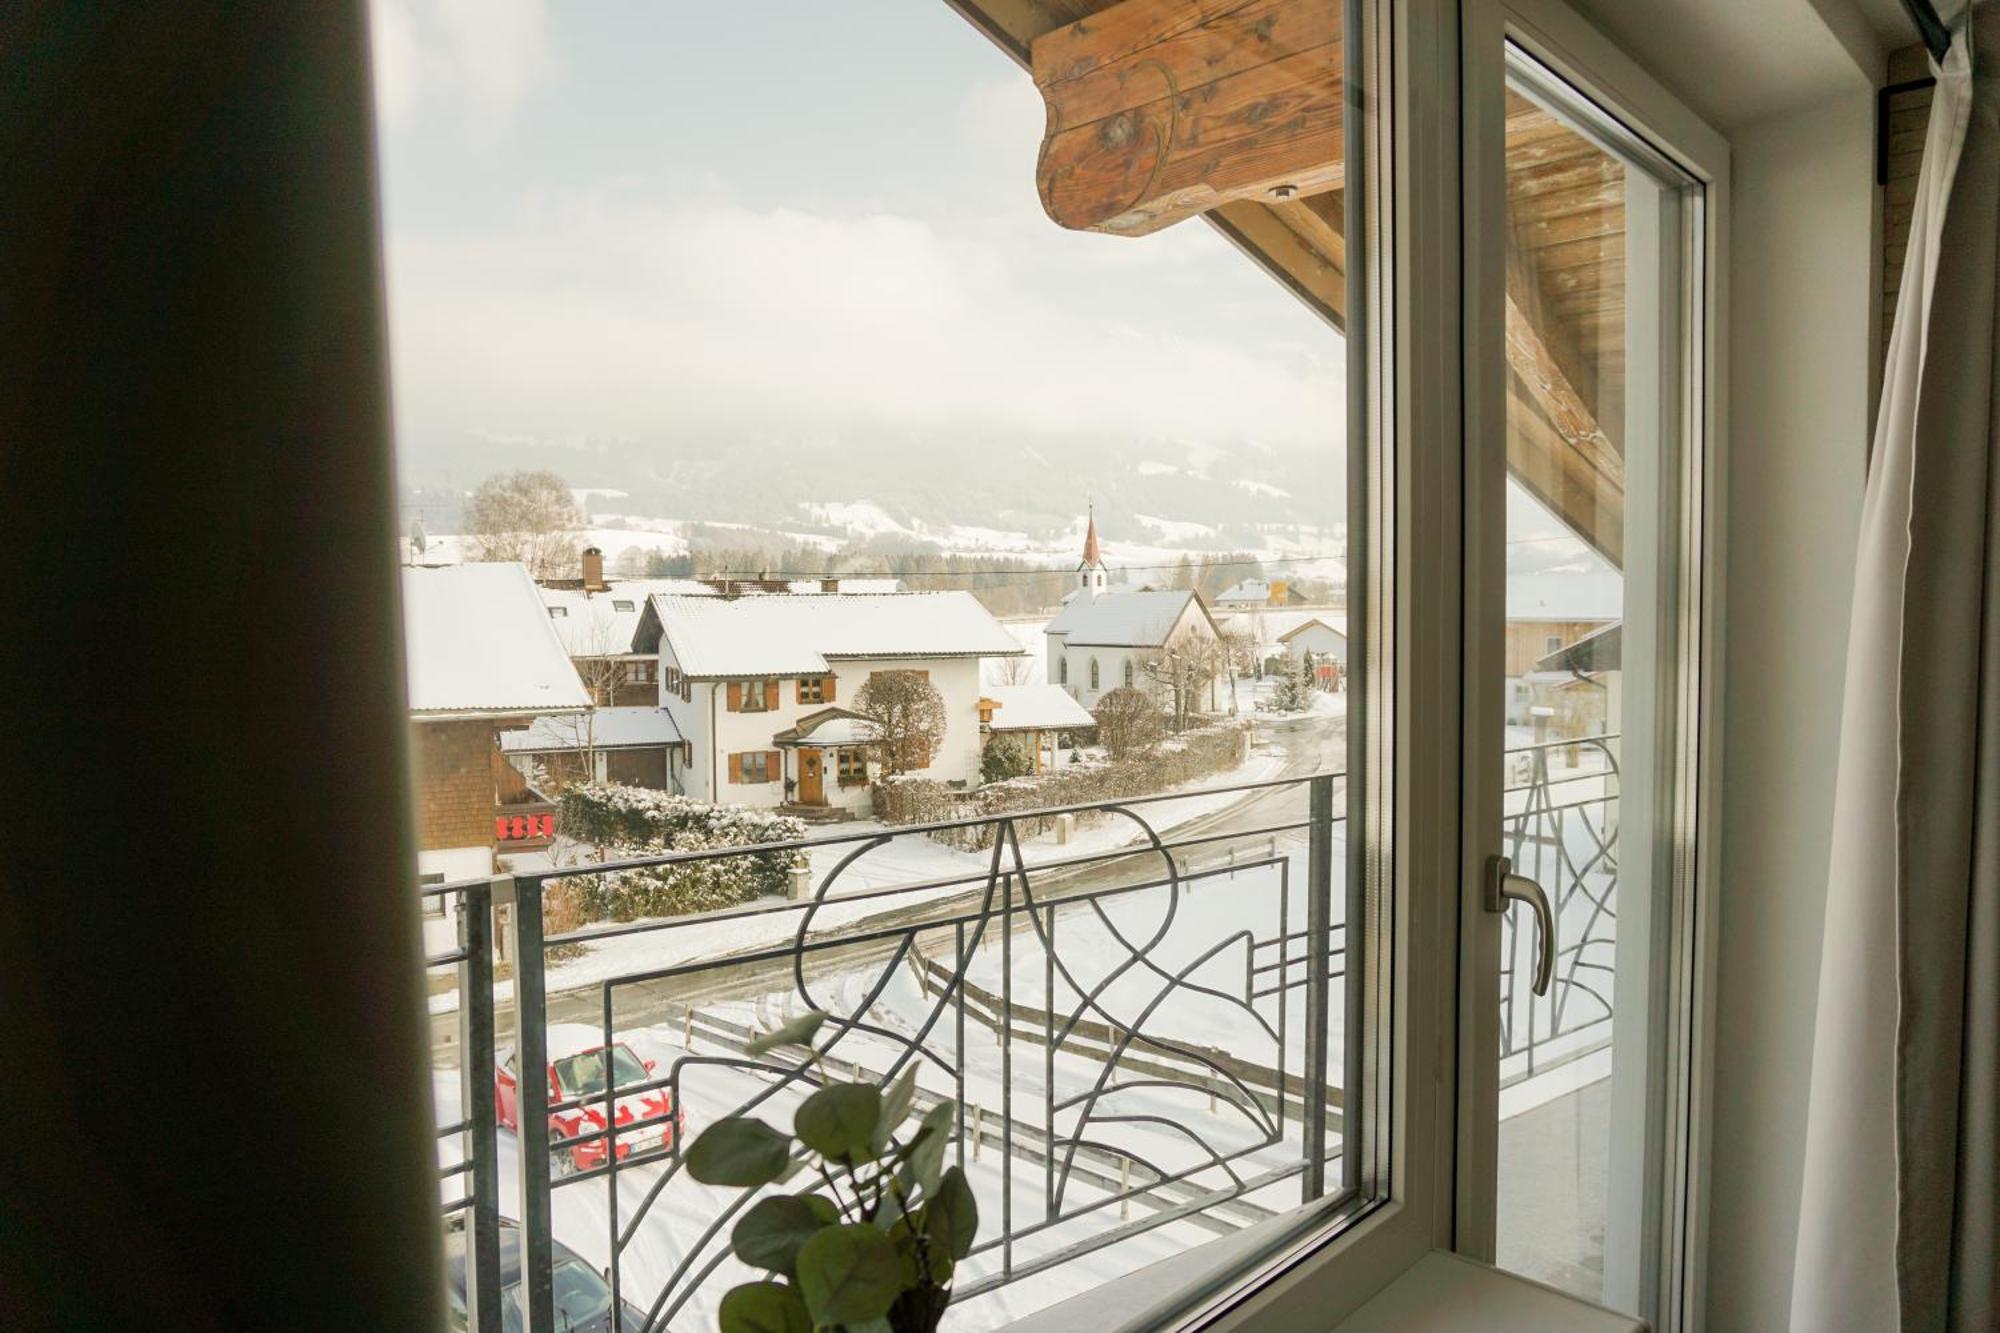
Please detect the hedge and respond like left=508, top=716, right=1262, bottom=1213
left=554, top=783, right=808, bottom=921
left=874, top=722, right=1250, bottom=850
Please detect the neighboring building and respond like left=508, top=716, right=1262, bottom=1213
left=1044, top=513, right=1226, bottom=712
left=541, top=579, right=713, bottom=708
left=1216, top=577, right=1307, bottom=607
left=1277, top=616, right=1348, bottom=690
left=499, top=705, right=688, bottom=793
left=977, top=684, right=1096, bottom=773
left=1045, top=586, right=1223, bottom=711
left=1519, top=621, right=1622, bottom=743
left=635, top=591, right=1024, bottom=813
left=403, top=563, right=592, bottom=882
left=1505, top=571, right=1622, bottom=677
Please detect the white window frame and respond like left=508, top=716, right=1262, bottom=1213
left=1039, top=1, right=1727, bottom=1328
left=1456, top=3, right=1727, bottom=1330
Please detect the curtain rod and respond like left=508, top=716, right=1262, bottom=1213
left=1901, top=0, right=1953, bottom=61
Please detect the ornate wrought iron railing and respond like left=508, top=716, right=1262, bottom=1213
left=1498, top=734, right=1621, bottom=1085
left=425, top=739, right=1619, bottom=1332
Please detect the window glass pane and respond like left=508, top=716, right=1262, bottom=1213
left=385, top=0, right=1372, bottom=1324
left=1489, top=54, right=1697, bottom=1316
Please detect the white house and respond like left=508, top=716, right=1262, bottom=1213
left=1277, top=616, right=1347, bottom=665
left=634, top=591, right=1024, bottom=814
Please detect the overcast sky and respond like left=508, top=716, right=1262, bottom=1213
left=368, top=0, right=1347, bottom=473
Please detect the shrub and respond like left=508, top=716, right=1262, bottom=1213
left=1092, top=686, right=1164, bottom=759
left=979, top=735, right=1033, bottom=784
left=875, top=722, right=1249, bottom=850
left=556, top=783, right=807, bottom=922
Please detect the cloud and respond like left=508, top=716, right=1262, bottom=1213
left=382, top=188, right=1344, bottom=455
left=368, top=0, right=554, bottom=129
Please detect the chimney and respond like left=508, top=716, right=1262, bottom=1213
left=820, top=577, right=840, bottom=593
left=581, top=546, right=606, bottom=593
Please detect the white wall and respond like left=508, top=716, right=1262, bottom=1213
left=676, top=657, right=990, bottom=809
left=1706, top=88, right=1873, bottom=1332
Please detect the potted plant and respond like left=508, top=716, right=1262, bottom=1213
left=685, top=1013, right=978, bottom=1332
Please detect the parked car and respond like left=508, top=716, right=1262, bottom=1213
left=444, top=1219, right=647, bottom=1332
left=495, top=1024, right=683, bottom=1176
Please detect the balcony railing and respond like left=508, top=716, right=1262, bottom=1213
left=424, top=739, right=1617, bottom=1332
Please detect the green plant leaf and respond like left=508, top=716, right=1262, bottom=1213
left=794, top=1082, right=882, bottom=1166
left=929, top=1166, right=979, bottom=1261
left=745, top=1011, right=827, bottom=1057
left=874, top=1066, right=919, bottom=1153
left=686, top=1118, right=793, bottom=1188
left=795, top=1224, right=907, bottom=1326
left=731, top=1194, right=839, bottom=1278
left=898, top=1101, right=954, bottom=1194
left=717, top=1280, right=812, bottom=1333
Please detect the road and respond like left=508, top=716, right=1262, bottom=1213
left=431, top=706, right=1346, bottom=1068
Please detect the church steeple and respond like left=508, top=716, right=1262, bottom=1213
left=1077, top=506, right=1108, bottom=595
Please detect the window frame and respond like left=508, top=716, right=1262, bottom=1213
left=1455, top=3, right=1728, bottom=1329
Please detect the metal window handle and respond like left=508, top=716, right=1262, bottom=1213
left=1485, top=854, right=1554, bottom=996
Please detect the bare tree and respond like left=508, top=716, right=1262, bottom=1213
left=854, top=670, right=947, bottom=775
left=1139, top=632, right=1227, bottom=733
left=988, top=653, right=1036, bottom=686
left=465, top=470, right=584, bottom=580
left=1092, top=687, right=1163, bottom=760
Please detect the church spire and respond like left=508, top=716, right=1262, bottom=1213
left=1077, top=506, right=1108, bottom=595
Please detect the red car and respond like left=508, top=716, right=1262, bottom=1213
left=495, top=1024, right=684, bottom=1176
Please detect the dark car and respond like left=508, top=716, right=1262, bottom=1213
left=445, top=1220, right=649, bottom=1332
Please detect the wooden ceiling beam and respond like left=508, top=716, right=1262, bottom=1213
left=1031, top=0, right=1343, bottom=235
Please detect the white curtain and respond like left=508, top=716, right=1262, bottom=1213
left=1792, top=7, right=1999, bottom=1330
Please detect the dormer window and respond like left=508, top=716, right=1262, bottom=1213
left=547, top=606, right=568, bottom=618
left=613, top=599, right=635, bottom=612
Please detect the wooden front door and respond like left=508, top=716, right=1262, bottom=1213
left=798, top=749, right=825, bottom=805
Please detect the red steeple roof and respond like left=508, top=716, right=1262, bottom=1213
left=1081, top=508, right=1101, bottom=566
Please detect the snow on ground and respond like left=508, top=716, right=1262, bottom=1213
left=436, top=876, right=1326, bottom=1330
left=430, top=727, right=1623, bottom=1329
left=429, top=745, right=1287, bottom=1017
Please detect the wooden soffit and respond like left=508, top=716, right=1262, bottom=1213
left=943, top=0, right=1627, bottom=569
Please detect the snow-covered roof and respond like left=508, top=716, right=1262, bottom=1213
left=981, top=684, right=1095, bottom=732
left=773, top=707, right=882, bottom=747
left=785, top=577, right=903, bottom=594
left=1046, top=588, right=1209, bottom=648
left=403, top=564, right=592, bottom=718
left=1279, top=617, right=1347, bottom=644
left=1216, top=579, right=1281, bottom=604
left=1507, top=571, right=1623, bottom=622
left=499, top=706, right=684, bottom=753
left=541, top=579, right=710, bottom=657
left=646, top=592, right=1023, bottom=679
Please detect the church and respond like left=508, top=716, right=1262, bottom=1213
left=1044, top=512, right=1226, bottom=713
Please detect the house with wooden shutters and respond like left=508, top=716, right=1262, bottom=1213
left=632, top=591, right=1024, bottom=814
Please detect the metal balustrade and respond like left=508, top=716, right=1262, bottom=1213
left=423, top=738, right=1617, bottom=1332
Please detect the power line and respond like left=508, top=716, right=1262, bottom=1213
left=699, top=551, right=1349, bottom=583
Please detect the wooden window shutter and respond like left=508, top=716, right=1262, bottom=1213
left=823, top=675, right=835, bottom=702
left=728, top=752, right=742, bottom=784
left=726, top=681, right=742, bottom=712
left=796, top=679, right=807, bottom=704
left=767, top=750, right=781, bottom=781
left=764, top=680, right=780, bottom=711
